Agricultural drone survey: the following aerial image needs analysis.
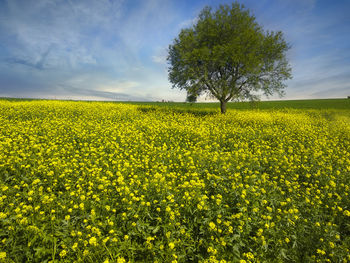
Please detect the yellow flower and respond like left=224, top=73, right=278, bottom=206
left=169, top=242, right=175, bottom=249
left=0, top=212, right=7, bottom=219
left=344, top=210, right=350, bottom=217
left=0, top=252, right=6, bottom=259
left=317, top=249, right=326, bottom=255
left=59, top=250, right=67, bottom=258
left=89, top=236, right=98, bottom=246
left=72, top=242, right=78, bottom=251
left=209, top=222, right=216, bottom=230
left=117, top=257, right=126, bottom=263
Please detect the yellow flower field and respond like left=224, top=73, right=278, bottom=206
left=0, top=100, right=349, bottom=262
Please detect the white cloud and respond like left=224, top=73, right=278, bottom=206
left=152, top=54, right=167, bottom=64
left=152, top=46, right=168, bottom=64
left=97, top=81, right=140, bottom=93
left=178, top=17, right=198, bottom=29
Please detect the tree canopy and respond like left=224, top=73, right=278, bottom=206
left=167, top=2, right=292, bottom=113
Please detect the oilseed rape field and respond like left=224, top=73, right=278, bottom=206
left=0, top=100, right=350, bottom=263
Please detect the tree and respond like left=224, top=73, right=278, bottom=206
left=186, top=92, right=197, bottom=103
left=167, top=2, right=292, bottom=113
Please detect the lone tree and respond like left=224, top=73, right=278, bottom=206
left=167, top=2, right=292, bottom=113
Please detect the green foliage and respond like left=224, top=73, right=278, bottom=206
left=167, top=2, right=292, bottom=113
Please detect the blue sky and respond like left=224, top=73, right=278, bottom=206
left=0, top=0, right=349, bottom=101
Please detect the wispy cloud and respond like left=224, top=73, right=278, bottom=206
left=0, top=0, right=122, bottom=69
left=152, top=47, right=168, bottom=64
left=59, top=85, right=150, bottom=101
left=177, top=17, right=199, bottom=30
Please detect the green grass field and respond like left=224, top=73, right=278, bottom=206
left=126, top=98, right=350, bottom=119
left=126, top=98, right=350, bottom=110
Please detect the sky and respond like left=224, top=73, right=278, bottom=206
left=0, top=0, right=349, bottom=102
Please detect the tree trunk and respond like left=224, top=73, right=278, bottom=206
left=220, top=100, right=227, bottom=114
